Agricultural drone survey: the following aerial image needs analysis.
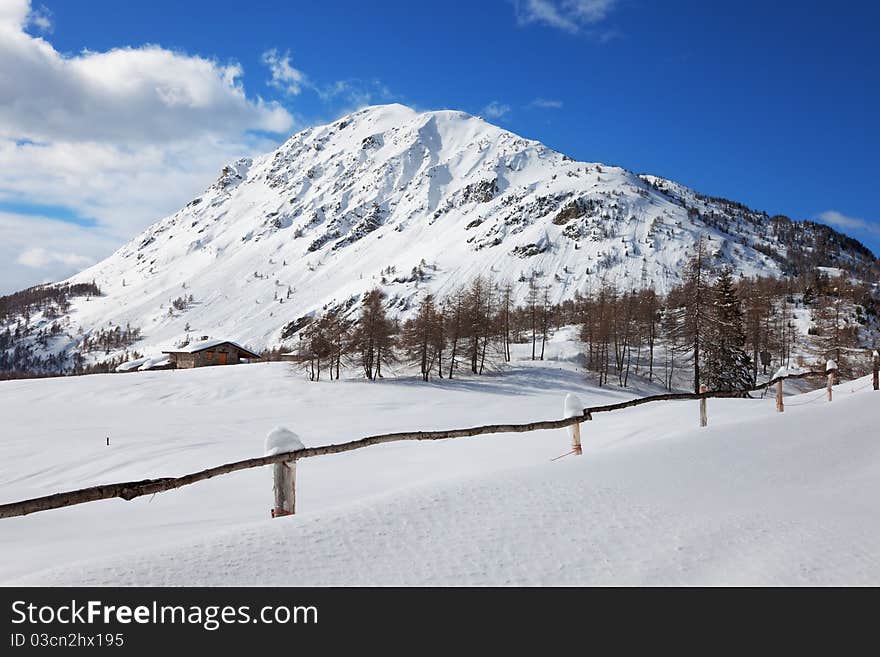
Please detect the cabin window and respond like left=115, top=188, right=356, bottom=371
left=206, top=351, right=214, bottom=360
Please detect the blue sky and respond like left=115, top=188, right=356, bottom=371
left=1, top=0, right=878, bottom=292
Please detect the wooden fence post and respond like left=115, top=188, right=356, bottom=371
left=776, top=378, right=784, bottom=413
left=265, top=427, right=304, bottom=518
left=699, top=384, right=708, bottom=427
left=564, top=393, right=585, bottom=456
left=272, top=460, right=296, bottom=518
left=826, top=359, right=837, bottom=402
left=873, top=350, right=879, bottom=391
left=570, top=423, right=582, bottom=456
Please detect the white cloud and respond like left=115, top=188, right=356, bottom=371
left=481, top=101, right=511, bottom=119
left=17, top=247, right=93, bottom=269
left=317, top=79, right=394, bottom=111
left=529, top=98, right=563, bottom=109
left=0, top=212, right=120, bottom=294
left=28, top=3, right=51, bottom=33
left=513, top=0, right=618, bottom=34
left=0, top=134, right=281, bottom=239
left=817, top=210, right=880, bottom=235
left=261, top=49, right=308, bottom=96
left=0, top=0, right=29, bottom=29
left=259, top=46, right=395, bottom=112
left=0, top=1, right=298, bottom=293
left=0, top=28, right=293, bottom=143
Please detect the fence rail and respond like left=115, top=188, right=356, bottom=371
left=0, top=368, right=861, bottom=520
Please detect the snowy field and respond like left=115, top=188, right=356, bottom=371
left=1, top=337, right=879, bottom=586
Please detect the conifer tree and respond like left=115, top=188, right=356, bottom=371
left=704, top=267, right=753, bottom=390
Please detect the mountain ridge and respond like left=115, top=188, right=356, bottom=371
left=2, top=103, right=877, bottom=373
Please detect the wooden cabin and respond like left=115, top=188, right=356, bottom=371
left=162, top=339, right=262, bottom=369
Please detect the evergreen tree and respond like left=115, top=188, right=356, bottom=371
left=704, top=267, right=753, bottom=390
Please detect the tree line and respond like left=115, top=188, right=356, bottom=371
left=290, top=238, right=878, bottom=390
left=2, top=248, right=876, bottom=384
left=0, top=281, right=101, bottom=325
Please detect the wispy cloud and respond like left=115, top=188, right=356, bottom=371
left=17, top=246, right=93, bottom=269
left=513, top=0, right=618, bottom=34
left=0, top=211, right=119, bottom=293
left=260, top=46, right=395, bottom=114
left=529, top=98, right=563, bottom=109
left=481, top=101, right=511, bottom=119
left=817, top=210, right=880, bottom=234
left=317, top=79, right=394, bottom=110
left=27, top=2, right=51, bottom=33
left=261, top=49, right=309, bottom=96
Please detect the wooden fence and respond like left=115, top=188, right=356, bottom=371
left=1, top=363, right=876, bottom=521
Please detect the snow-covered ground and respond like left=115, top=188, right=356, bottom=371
left=1, top=335, right=879, bottom=586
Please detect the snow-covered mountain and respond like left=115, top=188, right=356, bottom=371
left=4, top=103, right=878, bottom=368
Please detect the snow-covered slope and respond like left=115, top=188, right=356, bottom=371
left=9, top=103, right=878, bottom=365
left=1, top=334, right=878, bottom=585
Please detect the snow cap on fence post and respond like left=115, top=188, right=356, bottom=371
left=265, top=427, right=304, bottom=456
left=564, top=393, right=584, bottom=456
left=826, top=359, right=838, bottom=373
left=265, top=427, right=304, bottom=519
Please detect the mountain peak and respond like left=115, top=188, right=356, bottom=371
left=4, top=103, right=876, bottom=373
left=347, top=101, right=418, bottom=124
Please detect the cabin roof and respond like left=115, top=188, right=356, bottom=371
left=162, top=339, right=261, bottom=359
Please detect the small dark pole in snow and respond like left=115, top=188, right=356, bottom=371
left=873, top=350, right=879, bottom=391
left=826, top=360, right=837, bottom=402
left=699, top=384, right=708, bottom=427
left=106, top=436, right=110, bottom=446
left=776, top=379, right=784, bottom=413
